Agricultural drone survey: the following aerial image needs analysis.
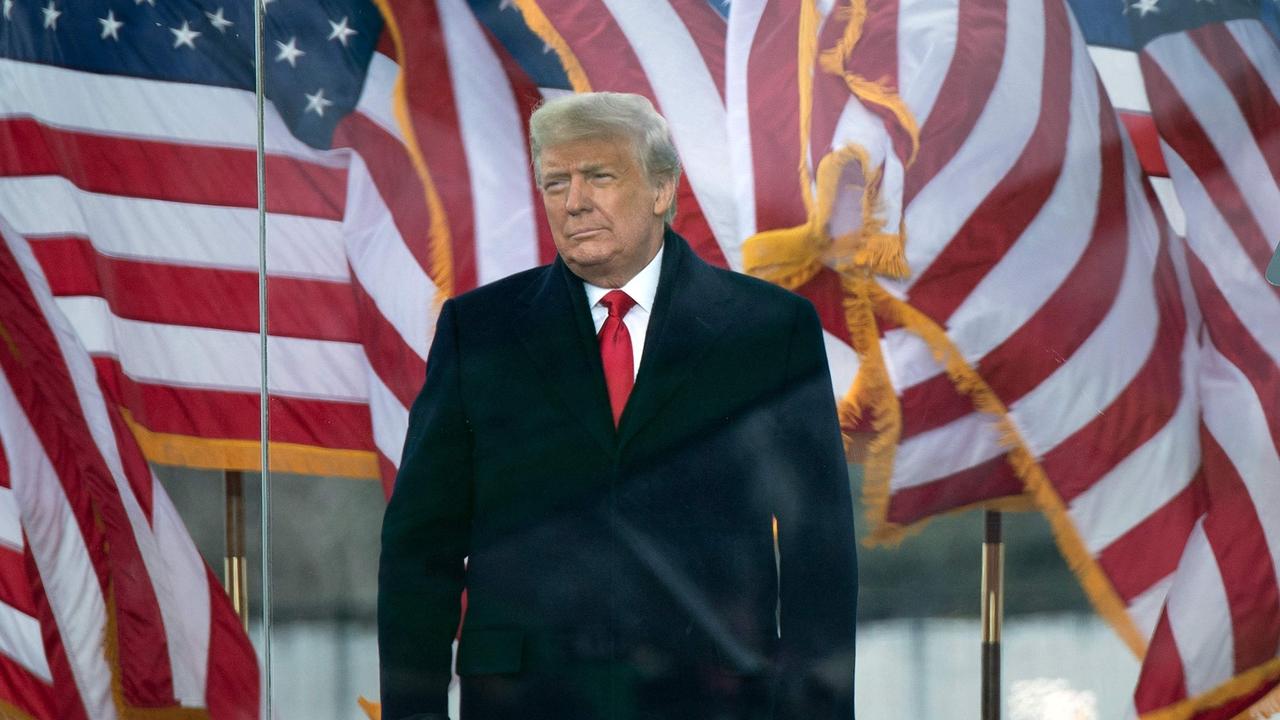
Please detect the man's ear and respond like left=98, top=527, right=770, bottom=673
left=652, top=178, right=677, bottom=217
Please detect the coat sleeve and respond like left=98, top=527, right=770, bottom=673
left=379, top=300, right=473, bottom=720
left=773, top=299, right=859, bottom=719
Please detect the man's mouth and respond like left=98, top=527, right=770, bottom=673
left=568, top=228, right=605, bottom=241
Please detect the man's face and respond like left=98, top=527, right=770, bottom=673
left=538, top=135, right=675, bottom=288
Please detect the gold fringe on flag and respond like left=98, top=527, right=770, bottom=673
left=511, top=0, right=593, bottom=93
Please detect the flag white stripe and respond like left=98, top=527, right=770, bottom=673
left=1147, top=32, right=1280, bottom=253
left=1068, top=330, right=1200, bottom=554
left=602, top=0, right=739, bottom=263
left=896, top=0, right=1045, bottom=290
left=724, top=0, right=764, bottom=242
left=1164, top=521, right=1234, bottom=697
left=0, top=177, right=348, bottom=282
left=0, top=600, right=52, bottom=684
left=1148, top=176, right=1187, bottom=237
left=368, top=371, right=410, bottom=470
left=0, top=486, right=23, bottom=551
left=0, top=58, right=343, bottom=162
left=879, top=327, right=943, bottom=393
left=897, top=0, right=961, bottom=125
left=893, top=412, right=1003, bottom=490
left=1087, top=46, right=1150, bottom=113
left=1128, top=574, right=1176, bottom=651
left=822, top=329, right=860, bottom=399
left=56, top=296, right=368, bottom=401
left=147, top=483, right=213, bottom=706
left=344, top=155, right=437, bottom=360
left=1200, top=341, right=1280, bottom=576
left=438, top=0, right=540, bottom=286
left=1164, top=143, right=1280, bottom=367
left=354, top=53, right=406, bottom=142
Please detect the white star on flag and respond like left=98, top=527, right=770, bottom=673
left=170, top=20, right=201, bottom=49
left=275, top=37, right=305, bottom=67
left=2, top=0, right=13, bottom=21
left=304, top=88, right=333, bottom=117
left=328, top=16, right=357, bottom=46
left=134, top=0, right=155, bottom=6
left=206, top=7, right=233, bottom=33
left=1131, top=0, right=1160, bottom=16
left=98, top=9, right=123, bottom=40
left=40, top=0, right=59, bottom=29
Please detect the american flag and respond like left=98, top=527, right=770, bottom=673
left=0, top=217, right=257, bottom=718
left=1073, top=0, right=1280, bottom=716
left=723, top=0, right=1278, bottom=717
left=0, top=0, right=469, bottom=495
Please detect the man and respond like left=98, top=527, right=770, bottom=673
left=379, top=92, right=857, bottom=720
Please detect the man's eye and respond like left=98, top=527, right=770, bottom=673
left=543, top=180, right=567, bottom=192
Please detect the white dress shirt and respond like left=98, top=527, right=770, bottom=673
left=583, top=244, right=663, bottom=380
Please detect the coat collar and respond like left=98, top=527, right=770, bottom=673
left=513, top=228, right=734, bottom=454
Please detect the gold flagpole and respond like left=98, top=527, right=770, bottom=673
left=224, top=470, right=249, bottom=632
left=981, top=510, right=1004, bottom=720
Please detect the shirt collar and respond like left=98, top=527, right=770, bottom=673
left=583, top=242, right=664, bottom=314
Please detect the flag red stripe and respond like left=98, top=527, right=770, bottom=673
left=809, top=10, right=855, bottom=172
left=202, top=567, right=260, bottom=720
left=1140, top=52, right=1280, bottom=292
left=350, top=274, right=425, bottom=410
left=1040, top=237, right=1184, bottom=503
left=0, top=239, right=176, bottom=706
left=1097, top=474, right=1205, bottom=603
left=0, top=652, right=56, bottom=720
left=1185, top=249, right=1280, bottom=452
left=1189, top=23, right=1280, bottom=190
left=884, top=455, right=1023, bottom=526
left=668, top=0, right=726, bottom=101
left=906, top=0, right=1073, bottom=324
left=903, top=0, right=1007, bottom=204
left=332, top=113, right=439, bottom=281
left=1135, top=611, right=1191, bottom=712
left=0, top=548, right=35, bottom=619
left=0, top=117, right=346, bottom=220
left=1200, top=427, right=1280, bottom=672
left=747, top=0, right=807, bottom=231
left=385, top=0, right=478, bottom=291
left=902, top=77, right=1127, bottom=440
left=31, top=235, right=359, bottom=343
left=1117, top=110, right=1169, bottom=177
left=90, top=357, right=375, bottom=453
left=378, top=451, right=398, bottom=500
left=793, top=266, right=854, bottom=345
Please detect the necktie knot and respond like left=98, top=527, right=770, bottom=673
left=600, top=290, right=636, bottom=320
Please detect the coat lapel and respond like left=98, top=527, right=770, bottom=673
left=513, top=259, right=617, bottom=456
left=617, top=231, right=734, bottom=449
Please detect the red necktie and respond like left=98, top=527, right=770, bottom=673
left=598, top=290, right=637, bottom=427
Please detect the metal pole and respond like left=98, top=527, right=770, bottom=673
left=981, top=510, right=1004, bottom=720
left=224, top=471, right=249, bottom=632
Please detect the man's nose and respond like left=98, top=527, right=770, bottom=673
left=565, top=176, right=592, bottom=214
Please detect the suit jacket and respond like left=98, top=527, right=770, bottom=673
left=378, top=230, right=857, bottom=720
